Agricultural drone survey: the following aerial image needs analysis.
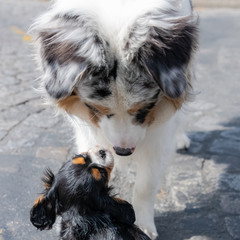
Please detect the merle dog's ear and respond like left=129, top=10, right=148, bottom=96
left=30, top=169, right=57, bottom=230
left=124, top=10, right=198, bottom=98
left=33, top=13, right=109, bottom=99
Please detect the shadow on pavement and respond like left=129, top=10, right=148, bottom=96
left=155, top=116, right=240, bottom=240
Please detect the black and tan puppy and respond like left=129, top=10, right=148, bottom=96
left=30, top=147, right=150, bottom=239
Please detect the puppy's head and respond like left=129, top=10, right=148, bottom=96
left=30, top=147, right=114, bottom=230
left=71, top=146, right=114, bottom=189
left=34, top=5, right=198, bottom=155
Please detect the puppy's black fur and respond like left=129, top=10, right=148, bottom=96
left=30, top=151, right=150, bottom=240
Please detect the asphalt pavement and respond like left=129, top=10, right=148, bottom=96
left=0, top=0, right=240, bottom=239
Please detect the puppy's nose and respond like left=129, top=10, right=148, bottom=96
left=113, top=147, right=135, bottom=156
left=98, top=149, right=106, bottom=160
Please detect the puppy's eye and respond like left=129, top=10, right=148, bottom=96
left=106, top=114, right=114, bottom=119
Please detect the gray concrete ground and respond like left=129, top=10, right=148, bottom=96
left=192, top=0, right=240, bottom=8
left=0, top=0, right=240, bottom=239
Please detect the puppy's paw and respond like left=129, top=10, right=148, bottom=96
left=176, top=133, right=190, bottom=150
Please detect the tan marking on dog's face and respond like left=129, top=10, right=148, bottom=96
left=85, top=103, right=111, bottom=127
left=33, top=195, right=44, bottom=206
left=57, top=94, right=111, bottom=128
left=127, top=102, right=156, bottom=126
left=72, top=157, right=86, bottom=165
left=143, top=107, right=156, bottom=126
left=105, top=167, right=113, bottom=183
left=92, top=168, right=102, bottom=181
left=95, top=105, right=110, bottom=115
left=127, top=103, right=145, bottom=115
left=87, top=104, right=111, bottom=115
left=57, top=93, right=105, bottom=127
left=58, top=95, right=79, bottom=112
left=57, top=94, right=88, bottom=117
left=88, top=110, right=100, bottom=127
left=164, top=96, right=185, bottom=110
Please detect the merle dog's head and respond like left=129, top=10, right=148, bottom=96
left=33, top=0, right=198, bottom=155
left=30, top=147, right=117, bottom=230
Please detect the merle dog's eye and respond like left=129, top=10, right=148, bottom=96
left=85, top=103, right=99, bottom=114
left=106, top=114, right=114, bottom=119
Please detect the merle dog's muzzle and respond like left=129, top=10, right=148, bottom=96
left=113, top=147, right=135, bottom=156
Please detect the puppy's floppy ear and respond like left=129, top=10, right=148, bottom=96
left=124, top=10, right=198, bottom=98
left=104, top=197, right=136, bottom=225
left=30, top=169, right=57, bottom=230
left=111, top=198, right=136, bottom=225
left=33, top=12, right=109, bottom=99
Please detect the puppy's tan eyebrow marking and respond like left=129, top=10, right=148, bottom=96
left=73, top=157, right=86, bottom=165
left=92, top=168, right=102, bottom=181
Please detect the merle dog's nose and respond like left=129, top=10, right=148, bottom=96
left=98, top=149, right=106, bottom=160
left=113, top=147, right=135, bottom=156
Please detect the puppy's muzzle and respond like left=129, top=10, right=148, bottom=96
left=113, top=147, right=135, bottom=156
left=98, top=149, right=106, bottom=160
left=88, top=147, right=114, bottom=169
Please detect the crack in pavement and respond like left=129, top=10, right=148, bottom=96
left=0, top=108, right=45, bottom=142
left=0, top=96, right=41, bottom=112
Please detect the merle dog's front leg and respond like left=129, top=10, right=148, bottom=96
left=132, top=123, right=176, bottom=239
left=132, top=158, right=161, bottom=239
